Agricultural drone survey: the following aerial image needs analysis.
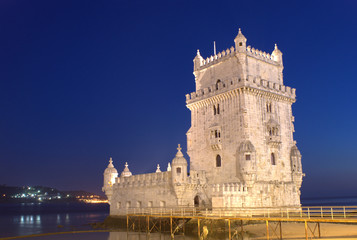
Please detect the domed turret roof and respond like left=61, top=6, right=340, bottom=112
left=104, top=157, right=118, bottom=174
left=172, top=144, right=187, bottom=166
left=235, top=28, right=246, bottom=41
left=290, top=145, right=301, bottom=157
left=238, top=140, right=256, bottom=152
left=121, top=162, right=132, bottom=177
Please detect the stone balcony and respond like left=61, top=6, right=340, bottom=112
left=266, top=135, right=281, bottom=147
left=210, top=138, right=222, bottom=150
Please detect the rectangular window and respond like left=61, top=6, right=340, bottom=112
left=245, top=154, right=251, bottom=161
left=117, top=202, right=121, bottom=209
left=148, top=201, right=153, bottom=207
left=176, top=167, right=181, bottom=174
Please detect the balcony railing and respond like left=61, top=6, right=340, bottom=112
left=125, top=206, right=357, bottom=220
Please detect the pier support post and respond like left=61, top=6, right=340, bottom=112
left=304, top=221, right=308, bottom=240
left=266, top=220, right=269, bottom=240
left=147, top=216, right=150, bottom=235
left=318, top=222, right=321, bottom=238
left=198, top=218, right=201, bottom=239
left=228, top=219, right=231, bottom=240
left=170, top=217, right=173, bottom=239
left=183, top=218, right=185, bottom=236
left=279, top=221, right=282, bottom=240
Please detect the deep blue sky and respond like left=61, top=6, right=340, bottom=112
left=0, top=0, right=356, bottom=198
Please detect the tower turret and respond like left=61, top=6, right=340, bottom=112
left=102, top=157, right=118, bottom=204
left=237, top=141, right=257, bottom=188
left=193, top=49, right=204, bottom=71
left=171, top=144, right=188, bottom=184
left=121, top=162, right=132, bottom=177
left=272, top=44, right=284, bottom=84
left=272, top=44, right=283, bottom=65
left=234, top=28, right=247, bottom=52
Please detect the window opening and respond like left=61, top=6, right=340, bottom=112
left=271, top=153, right=276, bottom=165
left=176, top=167, right=181, bottom=174
left=266, top=103, right=272, bottom=113
left=245, top=154, right=251, bottom=161
left=216, top=155, right=222, bottom=167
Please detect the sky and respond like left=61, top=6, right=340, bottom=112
left=0, top=0, right=357, bottom=198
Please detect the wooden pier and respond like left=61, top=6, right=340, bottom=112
left=126, top=206, right=357, bottom=239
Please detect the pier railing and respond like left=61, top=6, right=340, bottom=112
left=126, top=205, right=357, bottom=220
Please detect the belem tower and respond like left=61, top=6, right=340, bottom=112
left=103, top=29, right=304, bottom=215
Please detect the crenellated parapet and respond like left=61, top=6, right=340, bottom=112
left=194, top=45, right=280, bottom=72
left=114, top=171, right=171, bottom=188
left=186, top=76, right=296, bottom=109
left=246, top=45, right=277, bottom=64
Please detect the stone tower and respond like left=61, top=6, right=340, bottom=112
left=186, top=29, right=303, bottom=207
left=102, top=157, right=118, bottom=204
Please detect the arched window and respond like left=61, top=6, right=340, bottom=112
left=266, top=103, right=272, bottom=113
left=213, top=105, right=216, bottom=115
left=271, top=153, right=276, bottom=165
left=216, top=155, right=222, bottom=167
left=217, top=104, right=220, bottom=114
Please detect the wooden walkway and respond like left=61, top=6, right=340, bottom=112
left=126, top=206, right=357, bottom=239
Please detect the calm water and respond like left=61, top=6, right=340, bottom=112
left=1, top=198, right=356, bottom=239
left=0, top=202, right=109, bottom=238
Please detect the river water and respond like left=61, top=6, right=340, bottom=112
left=1, top=198, right=357, bottom=239
left=0, top=202, right=109, bottom=238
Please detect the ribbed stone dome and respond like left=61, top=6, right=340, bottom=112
left=290, top=145, right=301, bottom=157
left=172, top=144, right=187, bottom=166
left=121, top=162, right=132, bottom=177
left=104, top=158, right=118, bottom=174
left=238, top=140, right=255, bottom=152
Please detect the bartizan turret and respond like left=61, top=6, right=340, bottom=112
left=171, top=144, right=188, bottom=184
left=102, top=157, right=118, bottom=204
left=290, top=144, right=304, bottom=195
left=234, top=28, right=248, bottom=79
left=237, top=140, right=257, bottom=188
left=171, top=144, right=188, bottom=206
left=234, top=28, right=247, bottom=52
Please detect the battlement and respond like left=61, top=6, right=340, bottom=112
left=115, top=171, right=171, bottom=188
left=186, top=76, right=295, bottom=107
left=195, top=45, right=278, bottom=71
left=246, top=45, right=276, bottom=64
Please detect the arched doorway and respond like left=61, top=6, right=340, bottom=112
left=194, top=195, right=200, bottom=207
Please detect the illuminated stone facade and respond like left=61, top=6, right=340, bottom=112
left=103, top=29, right=304, bottom=215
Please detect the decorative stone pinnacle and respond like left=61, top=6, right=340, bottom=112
left=275, top=43, right=278, bottom=49
left=197, top=49, right=200, bottom=56
left=177, top=144, right=182, bottom=151
left=125, top=162, right=128, bottom=168
left=239, top=28, right=241, bottom=33
left=156, top=164, right=161, bottom=172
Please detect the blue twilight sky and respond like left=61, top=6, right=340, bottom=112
left=0, top=0, right=356, bottom=198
